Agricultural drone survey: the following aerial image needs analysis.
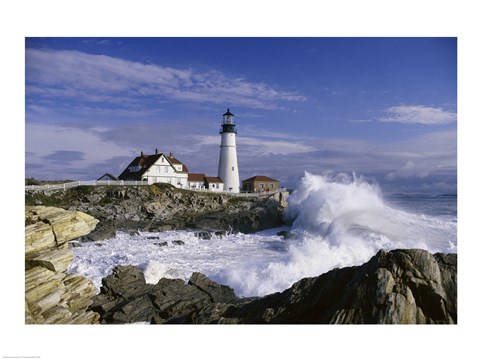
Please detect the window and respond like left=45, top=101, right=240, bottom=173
left=270, top=183, right=274, bottom=188
left=260, top=183, right=264, bottom=189
left=161, top=157, right=164, bottom=163
left=232, top=166, right=234, bottom=171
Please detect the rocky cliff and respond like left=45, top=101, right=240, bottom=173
left=25, top=184, right=289, bottom=241
left=25, top=206, right=100, bottom=324
left=91, top=248, right=456, bottom=324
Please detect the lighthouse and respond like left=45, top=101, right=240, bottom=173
left=217, top=108, right=240, bottom=193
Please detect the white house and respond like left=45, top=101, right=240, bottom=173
left=118, top=150, right=189, bottom=187
left=205, top=176, right=225, bottom=192
left=188, top=173, right=207, bottom=190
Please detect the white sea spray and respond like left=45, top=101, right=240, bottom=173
left=68, top=172, right=457, bottom=297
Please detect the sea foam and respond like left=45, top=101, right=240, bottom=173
left=221, top=172, right=456, bottom=296
left=69, top=172, right=457, bottom=298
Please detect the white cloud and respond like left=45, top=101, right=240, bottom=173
left=26, top=123, right=137, bottom=176
left=195, top=135, right=316, bottom=155
left=26, top=49, right=306, bottom=110
left=379, top=105, right=457, bottom=125
left=386, top=160, right=430, bottom=180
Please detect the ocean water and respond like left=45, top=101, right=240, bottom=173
left=68, top=172, right=457, bottom=297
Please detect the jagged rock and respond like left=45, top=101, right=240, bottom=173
left=150, top=278, right=211, bottom=322
left=26, top=185, right=290, bottom=235
left=24, top=206, right=100, bottom=324
left=194, top=231, right=212, bottom=240
left=26, top=244, right=74, bottom=272
left=91, top=268, right=239, bottom=324
left=188, top=272, right=237, bottom=304
left=100, top=265, right=153, bottom=299
left=226, top=249, right=457, bottom=324
left=154, top=242, right=168, bottom=247
left=80, top=220, right=116, bottom=241
left=90, top=249, right=456, bottom=324
left=26, top=206, right=99, bottom=244
left=25, top=222, right=56, bottom=255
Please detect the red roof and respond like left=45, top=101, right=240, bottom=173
left=188, top=173, right=206, bottom=182
left=167, top=154, right=189, bottom=173
left=242, top=175, right=278, bottom=183
left=205, top=176, right=223, bottom=183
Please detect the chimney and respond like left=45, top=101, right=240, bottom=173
left=141, top=151, right=144, bottom=157
left=155, top=148, right=159, bottom=155
left=169, top=152, right=173, bottom=157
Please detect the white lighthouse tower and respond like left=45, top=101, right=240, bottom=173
left=217, top=108, right=240, bottom=193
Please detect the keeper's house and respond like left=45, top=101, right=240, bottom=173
left=242, top=175, right=279, bottom=193
left=118, top=150, right=189, bottom=187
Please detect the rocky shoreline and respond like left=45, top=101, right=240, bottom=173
left=24, top=194, right=457, bottom=324
left=25, top=206, right=100, bottom=324
left=26, top=184, right=290, bottom=240
left=90, top=248, right=456, bottom=324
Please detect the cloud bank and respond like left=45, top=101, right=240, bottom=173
left=26, top=49, right=306, bottom=110
left=379, top=105, right=456, bottom=125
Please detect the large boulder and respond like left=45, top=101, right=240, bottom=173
left=25, top=206, right=100, bottom=324
left=91, top=267, right=239, bottom=324
left=90, top=249, right=456, bottom=324
left=227, top=249, right=457, bottom=324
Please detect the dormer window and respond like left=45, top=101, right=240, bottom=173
left=128, top=165, right=141, bottom=172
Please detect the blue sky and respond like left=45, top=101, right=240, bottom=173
left=25, top=37, right=457, bottom=193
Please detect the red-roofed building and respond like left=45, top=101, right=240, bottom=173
left=188, top=173, right=207, bottom=190
left=118, top=150, right=189, bottom=187
left=205, top=176, right=225, bottom=192
left=118, top=149, right=228, bottom=192
left=242, top=175, right=279, bottom=193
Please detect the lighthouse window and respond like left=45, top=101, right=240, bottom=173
left=232, top=166, right=234, bottom=171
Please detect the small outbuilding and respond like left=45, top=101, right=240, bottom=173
left=242, top=175, right=279, bottom=193
left=188, top=173, right=207, bottom=190
left=205, top=176, right=225, bottom=192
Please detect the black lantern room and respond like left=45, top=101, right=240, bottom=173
left=220, top=108, right=237, bottom=134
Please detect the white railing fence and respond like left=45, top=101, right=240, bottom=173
left=25, top=180, right=287, bottom=198
left=25, top=180, right=150, bottom=191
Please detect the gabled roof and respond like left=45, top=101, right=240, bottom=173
left=242, top=175, right=279, bottom=183
left=167, top=154, right=189, bottom=173
left=118, top=154, right=161, bottom=180
left=188, top=173, right=206, bottom=182
left=97, top=173, right=118, bottom=181
left=118, top=152, right=188, bottom=180
left=205, top=176, right=224, bottom=183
